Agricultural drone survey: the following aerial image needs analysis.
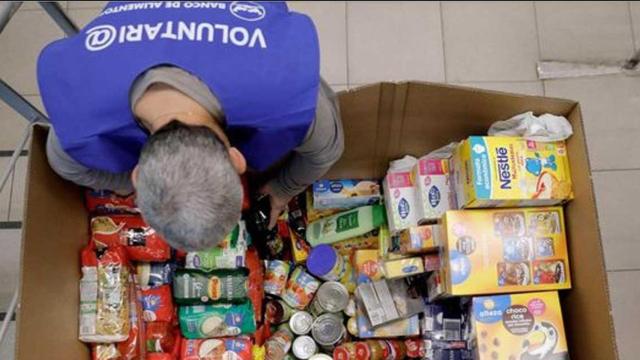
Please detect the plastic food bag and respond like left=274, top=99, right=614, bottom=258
left=180, top=337, right=253, bottom=360
left=488, top=111, right=573, bottom=142
left=91, top=215, right=171, bottom=262
left=80, top=242, right=131, bottom=343
left=172, top=269, right=249, bottom=305
left=146, top=322, right=176, bottom=353
left=245, top=247, right=264, bottom=321
left=85, top=190, right=138, bottom=214
left=141, top=285, right=174, bottom=322
left=178, top=302, right=256, bottom=339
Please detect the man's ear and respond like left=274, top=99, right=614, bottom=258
left=228, top=147, right=247, bottom=174
left=131, top=165, right=139, bottom=188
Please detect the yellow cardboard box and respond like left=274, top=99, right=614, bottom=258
left=398, top=225, right=440, bottom=254
left=441, top=207, right=571, bottom=296
left=452, top=136, right=573, bottom=208
left=471, top=291, right=569, bottom=360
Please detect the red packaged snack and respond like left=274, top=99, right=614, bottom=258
left=146, top=322, right=176, bottom=354
left=86, top=189, right=138, bottom=214
left=180, top=337, right=252, bottom=360
left=145, top=354, right=175, bottom=360
left=241, top=176, right=250, bottom=211
left=245, top=247, right=264, bottom=321
left=91, top=215, right=171, bottom=262
left=141, top=285, right=174, bottom=322
left=117, top=279, right=147, bottom=359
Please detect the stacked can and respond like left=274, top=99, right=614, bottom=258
left=264, top=260, right=290, bottom=297
left=265, top=298, right=295, bottom=324
left=292, top=335, right=318, bottom=359
left=311, top=313, right=346, bottom=351
left=306, top=244, right=355, bottom=292
left=309, top=281, right=350, bottom=316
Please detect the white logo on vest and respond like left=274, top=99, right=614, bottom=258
left=85, top=25, right=117, bottom=51
left=229, top=1, right=266, bottom=21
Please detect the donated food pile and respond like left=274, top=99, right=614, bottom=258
left=80, top=134, right=574, bottom=360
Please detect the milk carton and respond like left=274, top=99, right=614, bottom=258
left=452, top=136, right=573, bottom=208
left=383, top=170, right=418, bottom=233
left=413, top=157, right=455, bottom=223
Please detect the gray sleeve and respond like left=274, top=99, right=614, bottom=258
left=268, top=79, right=344, bottom=198
left=46, top=129, right=134, bottom=193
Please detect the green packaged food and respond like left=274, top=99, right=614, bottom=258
left=179, top=302, right=256, bottom=339
left=173, top=268, right=249, bottom=305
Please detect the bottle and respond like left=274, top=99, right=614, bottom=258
left=306, top=205, right=386, bottom=246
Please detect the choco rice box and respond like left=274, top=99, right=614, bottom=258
left=469, top=291, right=569, bottom=360
left=452, top=136, right=573, bottom=208
left=440, top=207, right=571, bottom=297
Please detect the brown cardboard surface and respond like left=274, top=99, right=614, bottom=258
left=15, top=83, right=617, bottom=359
left=17, top=125, right=89, bottom=359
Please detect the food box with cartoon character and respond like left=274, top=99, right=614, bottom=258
left=452, top=136, right=573, bottom=208
left=470, top=291, right=569, bottom=360
left=440, top=207, right=571, bottom=297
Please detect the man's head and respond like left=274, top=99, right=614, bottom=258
left=134, top=120, right=245, bottom=251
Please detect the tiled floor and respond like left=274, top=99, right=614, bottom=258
left=0, top=1, right=639, bottom=359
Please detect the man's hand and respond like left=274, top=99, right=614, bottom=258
left=260, top=183, right=291, bottom=229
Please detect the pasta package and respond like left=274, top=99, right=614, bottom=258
left=80, top=242, right=131, bottom=343
left=173, top=269, right=249, bottom=305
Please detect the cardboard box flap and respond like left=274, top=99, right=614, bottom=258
left=17, top=125, right=89, bottom=359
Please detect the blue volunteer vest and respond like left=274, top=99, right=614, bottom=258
left=37, top=1, right=319, bottom=172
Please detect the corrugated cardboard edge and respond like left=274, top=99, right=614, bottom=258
left=16, top=124, right=89, bottom=359
left=564, top=103, right=619, bottom=360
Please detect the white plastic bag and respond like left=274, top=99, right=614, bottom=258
left=488, top=111, right=573, bottom=142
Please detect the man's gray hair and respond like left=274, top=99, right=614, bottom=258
left=136, top=120, right=242, bottom=252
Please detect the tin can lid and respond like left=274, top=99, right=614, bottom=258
left=355, top=342, right=371, bottom=360
left=311, top=313, right=345, bottom=346
left=307, top=244, right=338, bottom=277
left=290, top=311, right=314, bottom=335
left=347, top=317, right=359, bottom=337
left=309, top=354, right=332, bottom=360
left=292, top=336, right=318, bottom=359
left=316, top=281, right=349, bottom=312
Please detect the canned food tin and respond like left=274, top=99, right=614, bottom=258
left=311, top=313, right=346, bottom=347
left=292, top=336, right=318, bottom=359
left=354, top=342, right=371, bottom=360
left=265, top=298, right=295, bottom=324
left=264, top=260, right=291, bottom=296
left=309, top=281, right=349, bottom=316
left=404, top=338, right=426, bottom=359
left=309, top=354, right=333, bottom=360
left=282, top=267, right=320, bottom=310
left=306, top=244, right=347, bottom=281
left=384, top=340, right=406, bottom=360
left=347, top=317, right=359, bottom=337
left=366, top=340, right=386, bottom=360
left=344, top=296, right=357, bottom=317
left=333, top=342, right=358, bottom=360
left=265, top=326, right=294, bottom=360
left=289, top=311, right=314, bottom=335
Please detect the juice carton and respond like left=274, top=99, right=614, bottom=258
left=413, top=157, right=456, bottom=223
left=399, top=225, right=440, bottom=254
left=440, top=207, right=571, bottom=297
left=312, top=179, right=381, bottom=210
left=470, top=291, right=569, bottom=360
left=383, top=170, right=419, bottom=233
left=452, top=136, right=573, bottom=208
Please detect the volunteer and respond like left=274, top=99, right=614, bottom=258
left=37, top=2, right=343, bottom=251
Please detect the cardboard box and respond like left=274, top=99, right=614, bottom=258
left=440, top=207, right=571, bottom=296
left=452, top=136, right=573, bottom=208
left=15, top=83, right=616, bottom=359
left=312, top=179, right=381, bottom=210
left=399, top=225, right=440, bottom=254
left=469, top=291, right=568, bottom=360
left=383, top=169, right=419, bottom=233
left=413, top=157, right=455, bottom=222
